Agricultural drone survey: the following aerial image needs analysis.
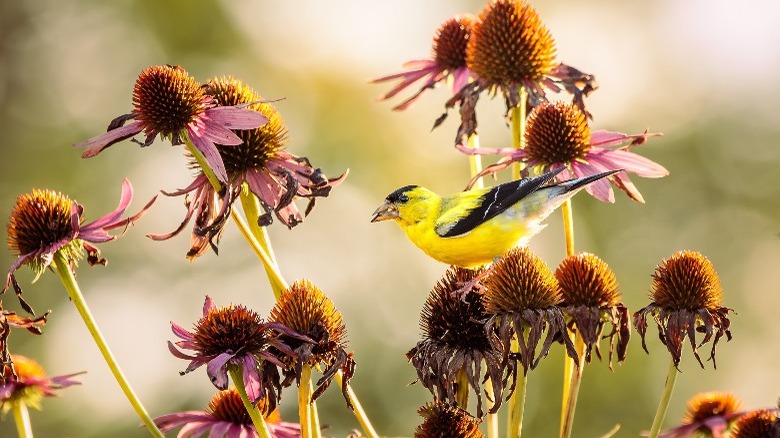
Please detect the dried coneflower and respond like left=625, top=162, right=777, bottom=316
left=658, top=391, right=744, bottom=438
left=438, top=0, right=597, bottom=143
left=414, top=402, right=485, bottom=438
left=268, top=279, right=355, bottom=407
left=149, top=76, right=345, bottom=259
left=372, top=15, right=478, bottom=111
left=0, top=307, right=49, bottom=382
left=557, top=252, right=629, bottom=367
left=634, top=250, right=733, bottom=368
left=407, top=266, right=511, bottom=417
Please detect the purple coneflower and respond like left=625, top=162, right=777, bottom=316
left=458, top=101, right=667, bottom=203
left=168, top=296, right=308, bottom=410
left=74, top=65, right=269, bottom=183
left=154, top=388, right=301, bottom=438
left=4, top=179, right=154, bottom=314
left=371, top=15, right=478, bottom=111
left=149, top=77, right=345, bottom=259
left=0, top=354, right=83, bottom=412
left=659, top=392, right=745, bottom=438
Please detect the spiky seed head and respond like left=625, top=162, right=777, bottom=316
left=132, top=65, right=205, bottom=137
left=414, top=402, right=485, bottom=438
left=269, top=279, right=347, bottom=349
left=557, top=252, right=621, bottom=307
left=682, top=392, right=742, bottom=425
left=651, top=250, right=723, bottom=310
left=483, top=247, right=561, bottom=314
left=420, top=267, right=489, bottom=351
left=525, top=101, right=592, bottom=165
left=732, top=409, right=779, bottom=438
left=433, top=15, right=477, bottom=71
left=467, top=0, right=557, bottom=85
left=207, top=389, right=280, bottom=423
left=192, top=304, right=268, bottom=357
left=203, top=77, right=288, bottom=175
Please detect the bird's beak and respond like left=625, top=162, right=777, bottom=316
left=371, top=201, right=398, bottom=223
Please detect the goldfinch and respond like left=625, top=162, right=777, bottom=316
left=371, top=168, right=620, bottom=268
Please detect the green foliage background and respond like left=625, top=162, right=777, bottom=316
left=1, top=0, right=778, bottom=436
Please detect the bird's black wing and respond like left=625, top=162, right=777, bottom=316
left=436, top=168, right=565, bottom=238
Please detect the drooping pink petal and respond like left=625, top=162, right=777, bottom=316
left=245, top=168, right=282, bottom=208
left=591, top=148, right=669, bottom=178
left=206, top=352, right=234, bottom=390
left=369, top=60, right=436, bottom=83
left=242, top=355, right=262, bottom=403
left=5, top=252, right=35, bottom=292
left=49, top=372, right=85, bottom=389
left=81, top=179, right=133, bottom=230
left=153, top=412, right=211, bottom=432
left=171, top=322, right=195, bottom=341
left=75, top=121, right=145, bottom=158
left=197, top=119, right=244, bottom=146
left=187, top=126, right=228, bottom=183
left=167, top=341, right=199, bottom=361
left=205, top=106, right=269, bottom=130
left=590, top=129, right=662, bottom=148
left=572, top=162, right=614, bottom=203
left=210, top=421, right=231, bottom=438
left=179, top=421, right=213, bottom=438
left=451, top=67, right=471, bottom=95
left=611, top=170, right=645, bottom=203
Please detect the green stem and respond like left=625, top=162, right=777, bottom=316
left=335, top=371, right=379, bottom=438
left=228, top=366, right=273, bottom=438
left=561, top=335, right=586, bottom=438
left=51, top=252, right=164, bottom=438
left=648, top=360, right=679, bottom=438
left=559, top=198, right=576, bottom=434
left=238, top=188, right=285, bottom=299
left=455, top=367, right=469, bottom=410
left=467, top=134, right=484, bottom=189
left=299, top=364, right=313, bottom=438
left=508, top=372, right=528, bottom=438
left=510, top=88, right=528, bottom=180
left=485, top=378, right=499, bottom=438
left=12, top=401, right=32, bottom=438
left=309, top=379, right=322, bottom=438
left=229, top=209, right=288, bottom=295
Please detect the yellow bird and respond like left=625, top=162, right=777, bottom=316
left=371, top=168, right=620, bottom=268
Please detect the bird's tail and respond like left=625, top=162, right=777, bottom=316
left=555, top=169, right=622, bottom=193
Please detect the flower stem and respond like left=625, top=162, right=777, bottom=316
left=508, top=372, right=528, bottom=438
left=467, top=134, right=484, bottom=189
left=455, top=367, right=469, bottom=410
left=560, top=335, right=586, bottom=438
left=507, top=335, right=528, bottom=438
left=335, top=371, right=379, bottom=438
left=51, top=252, right=164, bottom=438
left=228, top=366, right=273, bottom=438
left=12, top=401, right=32, bottom=438
left=309, top=379, right=322, bottom=438
left=510, top=87, right=528, bottom=180
left=559, top=198, right=576, bottom=434
left=238, top=187, right=285, bottom=299
left=485, top=378, right=499, bottom=438
left=648, top=360, right=679, bottom=438
left=299, top=364, right=314, bottom=438
left=229, top=209, right=289, bottom=295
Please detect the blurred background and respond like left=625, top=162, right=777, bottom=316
left=1, top=0, right=779, bottom=436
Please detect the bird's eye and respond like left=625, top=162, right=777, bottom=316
left=399, top=194, right=409, bottom=203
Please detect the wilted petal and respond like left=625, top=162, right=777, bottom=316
left=187, top=126, right=228, bottom=183
left=242, top=355, right=261, bottom=403
left=206, top=352, right=234, bottom=390
left=75, top=121, right=144, bottom=158
left=205, top=106, right=269, bottom=130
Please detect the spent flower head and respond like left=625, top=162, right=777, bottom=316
left=483, top=247, right=576, bottom=374
left=731, top=408, right=780, bottom=438
left=74, top=65, right=269, bottom=183
left=371, top=15, right=478, bottom=111
left=0, top=354, right=83, bottom=413
left=633, top=250, right=733, bottom=368
left=154, top=388, right=301, bottom=438
left=407, top=267, right=512, bottom=417
left=268, top=279, right=355, bottom=407
left=556, top=253, right=630, bottom=367
left=659, top=391, right=744, bottom=438
left=437, top=0, right=598, bottom=143
left=149, top=76, right=345, bottom=259
left=168, top=296, right=310, bottom=409
left=414, top=402, right=485, bottom=438
left=458, top=101, right=668, bottom=203
left=4, top=180, right=154, bottom=314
